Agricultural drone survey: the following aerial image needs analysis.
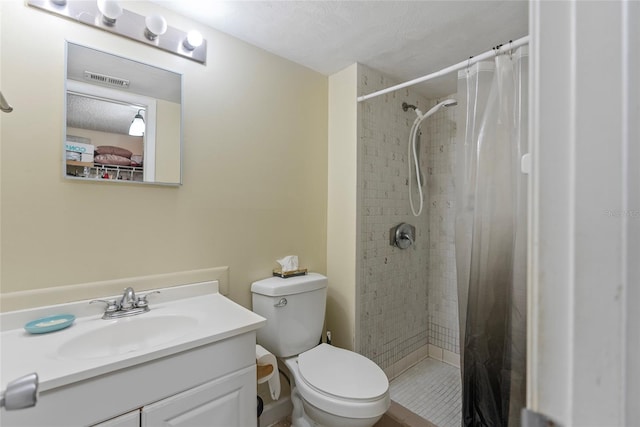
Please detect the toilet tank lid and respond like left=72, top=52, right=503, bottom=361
left=251, top=272, right=327, bottom=297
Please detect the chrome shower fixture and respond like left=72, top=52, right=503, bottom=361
left=390, top=223, right=416, bottom=249
left=407, top=98, right=458, bottom=216
left=402, top=102, right=418, bottom=112
left=402, top=99, right=457, bottom=117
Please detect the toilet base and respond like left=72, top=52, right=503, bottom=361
left=290, top=384, right=383, bottom=427
left=301, top=398, right=383, bottom=427
left=290, top=386, right=314, bottom=427
left=282, top=354, right=388, bottom=427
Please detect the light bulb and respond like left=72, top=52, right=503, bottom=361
left=128, top=110, right=145, bottom=136
left=97, top=0, right=122, bottom=25
left=183, top=30, right=203, bottom=51
left=144, top=14, right=167, bottom=40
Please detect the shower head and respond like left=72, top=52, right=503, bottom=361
left=417, top=98, right=457, bottom=122
left=407, top=98, right=456, bottom=217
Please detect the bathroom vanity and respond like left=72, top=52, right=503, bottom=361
left=0, top=281, right=265, bottom=426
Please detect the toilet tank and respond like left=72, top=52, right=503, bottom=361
left=251, top=273, right=327, bottom=358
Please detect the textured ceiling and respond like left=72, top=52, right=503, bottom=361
left=67, top=93, right=143, bottom=135
left=152, top=0, right=528, bottom=98
left=66, top=43, right=180, bottom=135
left=67, top=43, right=181, bottom=103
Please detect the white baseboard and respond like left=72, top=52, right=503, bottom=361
left=261, top=396, right=292, bottom=427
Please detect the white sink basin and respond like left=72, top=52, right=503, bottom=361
left=1, top=280, right=266, bottom=393
left=57, top=315, right=198, bottom=359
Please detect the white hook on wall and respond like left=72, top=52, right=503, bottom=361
left=0, top=91, right=13, bottom=113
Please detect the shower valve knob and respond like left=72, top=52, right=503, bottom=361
left=390, top=223, right=416, bottom=249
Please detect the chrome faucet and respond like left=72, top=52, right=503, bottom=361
left=119, top=287, right=136, bottom=310
left=91, top=288, right=160, bottom=319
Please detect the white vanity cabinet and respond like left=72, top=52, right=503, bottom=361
left=2, top=331, right=259, bottom=427
left=1, top=280, right=266, bottom=427
left=92, top=410, right=140, bottom=427
left=141, top=365, right=255, bottom=426
left=91, top=364, right=256, bottom=427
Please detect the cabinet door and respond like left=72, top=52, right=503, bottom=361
left=141, top=366, right=256, bottom=427
left=91, top=410, right=140, bottom=427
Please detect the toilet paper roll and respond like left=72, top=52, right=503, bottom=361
left=256, top=344, right=280, bottom=400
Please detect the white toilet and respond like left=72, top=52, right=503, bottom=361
left=251, top=273, right=390, bottom=427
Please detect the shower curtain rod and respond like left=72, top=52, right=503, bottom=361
left=357, top=35, right=529, bottom=102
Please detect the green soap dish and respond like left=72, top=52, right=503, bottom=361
left=24, top=314, right=75, bottom=334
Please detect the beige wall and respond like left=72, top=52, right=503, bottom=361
left=326, top=64, right=358, bottom=350
left=0, top=1, right=327, bottom=311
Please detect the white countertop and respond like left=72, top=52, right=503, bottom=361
left=0, top=281, right=265, bottom=392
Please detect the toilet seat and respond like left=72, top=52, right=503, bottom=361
left=298, top=344, right=388, bottom=401
left=288, top=344, right=390, bottom=419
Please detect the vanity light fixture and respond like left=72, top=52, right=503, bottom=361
left=183, top=30, right=203, bottom=51
left=144, top=14, right=167, bottom=41
left=129, top=110, right=145, bottom=136
left=28, top=0, right=207, bottom=64
left=96, top=0, right=123, bottom=26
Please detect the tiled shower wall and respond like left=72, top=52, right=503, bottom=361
left=425, top=101, right=459, bottom=355
left=356, top=63, right=459, bottom=371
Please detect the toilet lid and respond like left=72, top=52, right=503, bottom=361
left=297, top=344, right=388, bottom=400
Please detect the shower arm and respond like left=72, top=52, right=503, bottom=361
left=402, top=102, right=417, bottom=112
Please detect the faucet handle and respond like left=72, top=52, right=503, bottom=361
left=90, top=299, right=119, bottom=313
left=136, top=291, right=161, bottom=308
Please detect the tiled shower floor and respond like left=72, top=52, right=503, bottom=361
left=389, top=357, right=462, bottom=427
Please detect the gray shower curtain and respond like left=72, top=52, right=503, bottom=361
left=455, top=47, right=528, bottom=427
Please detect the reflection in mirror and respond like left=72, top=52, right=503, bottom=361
left=65, top=42, right=182, bottom=185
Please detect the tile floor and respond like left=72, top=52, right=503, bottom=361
left=389, top=357, right=462, bottom=427
left=374, top=401, right=438, bottom=427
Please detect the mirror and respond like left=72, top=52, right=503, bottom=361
left=65, top=42, right=182, bottom=185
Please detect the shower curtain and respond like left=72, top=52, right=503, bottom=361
left=455, top=47, right=528, bottom=426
